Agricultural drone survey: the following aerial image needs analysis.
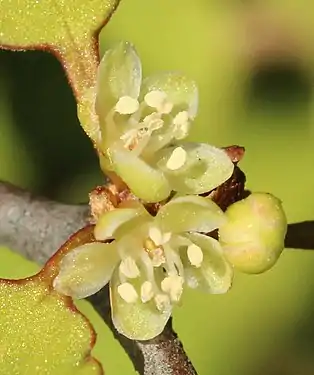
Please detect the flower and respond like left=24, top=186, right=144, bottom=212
left=78, top=41, right=234, bottom=203
left=53, top=195, right=233, bottom=340
left=219, top=192, right=287, bottom=274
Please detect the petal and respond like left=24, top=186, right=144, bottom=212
left=96, top=41, right=142, bottom=119
left=181, top=233, right=233, bottom=294
left=156, top=143, right=234, bottom=195
left=115, top=230, right=149, bottom=260
left=140, top=72, right=198, bottom=118
left=110, top=267, right=172, bottom=340
left=94, top=205, right=149, bottom=241
left=110, top=146, right=171, bottom=203
left=156, top=195, right=226, bottom=234
left=53, top=242, right=119, bottom=299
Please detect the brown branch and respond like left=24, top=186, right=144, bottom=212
left=0, top=180, right=197, bottom=375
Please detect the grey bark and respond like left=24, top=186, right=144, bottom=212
left=0, top=180, right=197, bottom=375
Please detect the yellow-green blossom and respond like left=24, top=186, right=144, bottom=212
left=78, top=41, right=234, bottom=203
left=53, top=195, right=233, bottom=340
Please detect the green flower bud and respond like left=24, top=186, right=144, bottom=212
left=219, top=193, right=287, bottom=274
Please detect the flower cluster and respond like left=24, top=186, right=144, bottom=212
left=54, top=42, right=287, bottom=340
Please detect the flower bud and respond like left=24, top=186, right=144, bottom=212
left=219, top=193, right=287, bottom=274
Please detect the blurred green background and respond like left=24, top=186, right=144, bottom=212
left=1, top=0, right=314, bottom=374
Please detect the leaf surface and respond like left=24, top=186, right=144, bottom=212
left=0, top=226, right=101, bottom=374
left=0, top=0, right=120, bottom=100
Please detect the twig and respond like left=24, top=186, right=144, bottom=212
left=2, top=177, right=313, bottom=374
left=284, top=221, right=314, bottom=250
left=0, top=180, right=197, bottom=375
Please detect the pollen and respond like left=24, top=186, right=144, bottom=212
left=141, top=281, right=154, bottom=303
left=150, top=247, right=166, bottom=267
left=187, top=244, right=204, bottom=268
left=173, top=111, right=190, bottom=139
left=148, top=227, right=172, bottom=246
left=144, top=90, right=173, bottom=114
left=120, top=128, right=139, bottom=149
left=115, top=96, right=139, bottom=115
left=149, top=227, right=163, bottom=246
left=117, top=282, right=138, bottom=303
left=161, top=274, right=184, bottom=302
left=119, top=257, right=140, bottom=279
left=166, top=147, right=187, bottom=170
left=142, top=112, right=164, bottom=132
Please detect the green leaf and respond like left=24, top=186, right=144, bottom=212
left=0, top=225, right=102, bottom=374
left=0, top=278, right=102, bottom=374
left=0, top=0, right=120, bottom=141
left=0, top=0, right=119, bottom=49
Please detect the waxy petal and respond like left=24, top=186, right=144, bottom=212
left=110, top=267, right=172, bottom=340
left=95, top=205, right=148, bottom=241
left=140, top=72, right=198, bottom=118
left=53, top=242, right=119, bottom=299
left=157, top=143, right=234, bottom=195
left=156, top=195, right=226, bottom=234
left=96, top=41, right=142, bottom=120
left=110, top=146, right=171, bottom=203
left=182, top=233, right=233, bottom=294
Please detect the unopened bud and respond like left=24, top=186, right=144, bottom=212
left=219, top=193, right=287, bottom=274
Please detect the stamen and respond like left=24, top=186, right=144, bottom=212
left=166, top=147, right=187, bottom=170
left=141, top=281, right=154, bottom=303
left=162, top=232, right=172, bottom=243
left=148, top=226, right=172, bottom=246
left=173, top=111, right=190, bottom=139
left=164, top=245, right=185, bottom=277
left=149, top=227, right=163, bottom=246
left=142, top=113, right=164, bottom=132
left=117, top=282, right=138, bottom=303
left=120, top=112, right=163, bottom=151
left=163, top=245, right=179, bottom=276
left=150, top=247, right=166, bottom=267
left=154, top=293, right=171, bottom=312
left=161, top=275, right=184, bottom=302
left=140, top=251, right=158, bottom=285
left=119, top=257, right=140, bottom=279
left=144, top=90, right=173, bottom=114
left=115, top=96, right=139, bottom=115
left=187, top=244, right=204, bottom=268
left=145, top=238, right=157, bottom=252
left=120, top=128, right=139, bottom=149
